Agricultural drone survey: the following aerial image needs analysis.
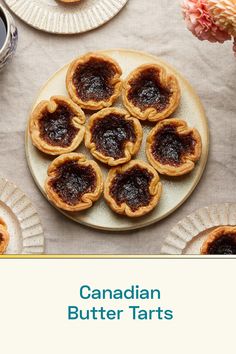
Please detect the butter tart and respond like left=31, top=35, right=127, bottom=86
left=30, top=96, right=86, bottom=155
left=85, top=108, right=143, bottom=166
left=123, top=64, right=180, bottom=122
left=45, top=153, right=103, bottom=212
left=146, top=119, right=202, bottom=176
left=201, top=226, right=236, bottom=255
left=104, top=160, right=162, bottom=217
left=66, top=53, right=122, bottom=110
left=0, top=218, right=9, bottom=255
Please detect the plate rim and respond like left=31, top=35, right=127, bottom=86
left=0, top=176, right=45, bottom=254
left=25, top=48, right=209, bottom=232
left=161, top=203, right=236, bottom=255
left=4, top=0, right=129, bottom=35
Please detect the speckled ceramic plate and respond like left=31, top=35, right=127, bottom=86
left=0, top=177, right=44, bottom=254
left=25, top=49, right=209, bottom=231
left=4, top=0, right=128, bottom=34
left=161, top=203, right=236, bottom=255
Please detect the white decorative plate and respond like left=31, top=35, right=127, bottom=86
left=161, top=203, right=236, bottom=255
left=25, top=49, right=209, bottom=231
left=0, top=177, right=44, bottom=254
left=4, top=0, right=129, bottom=34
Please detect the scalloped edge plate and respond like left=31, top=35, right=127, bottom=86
left=161, top=203, right=236, bottom=255
left=4, top=0, right=129, bottom=34
left=0, top=177, right=44, bottom=254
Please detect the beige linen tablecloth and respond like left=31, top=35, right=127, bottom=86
left=0, top=0, right=235, bottom=254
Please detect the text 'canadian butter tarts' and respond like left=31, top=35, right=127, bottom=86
left=30, top=96, right=86, bottom=155
left=201, top=226, right=236, bottom=255
left=146, top=119, right=202, bottom=176
left=104, top=160, right=162, bottom=217
left=45, top=153, right=103, bottom=212
left=0, top=218, right=9, bottom=254
left=85, top=108, right=143, bottom=166
left=123, top=64, right=180, bottom=122
left=66, top=53, right=122, bottom=110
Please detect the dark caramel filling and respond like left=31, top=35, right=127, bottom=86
left=73, top=58, right=116, bottom=102
left=151, top=125, right=196, bottom=166
left=207, top=235, right=236, bottom=255
left=50, top=161, right=96, bottom=206
left=39, top=105, right=78, bottom=147
left=0, top=233, right=3, bottom=243
left=128, top=68, right=171, bottom=112
left=91, top=114, right=136, bottom=159
left=110, top=166, right=153, bottom=212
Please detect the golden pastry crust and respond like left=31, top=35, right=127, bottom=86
left=45, top=153, right=103, bottom=212
left=146, top=119, right=202, bottom=176
left=30, top=96, right=86, bottom=155
left=0, top=218, right=9, bottom=255
left=123, top=64, right=181, bottom=122
left=104, top=160, right=162, bottom=217
left=85, top=108, right=143, bottom=166
left=201, top=226, right=236, bottom=255
left=66, top=53, right=122, bottom=110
